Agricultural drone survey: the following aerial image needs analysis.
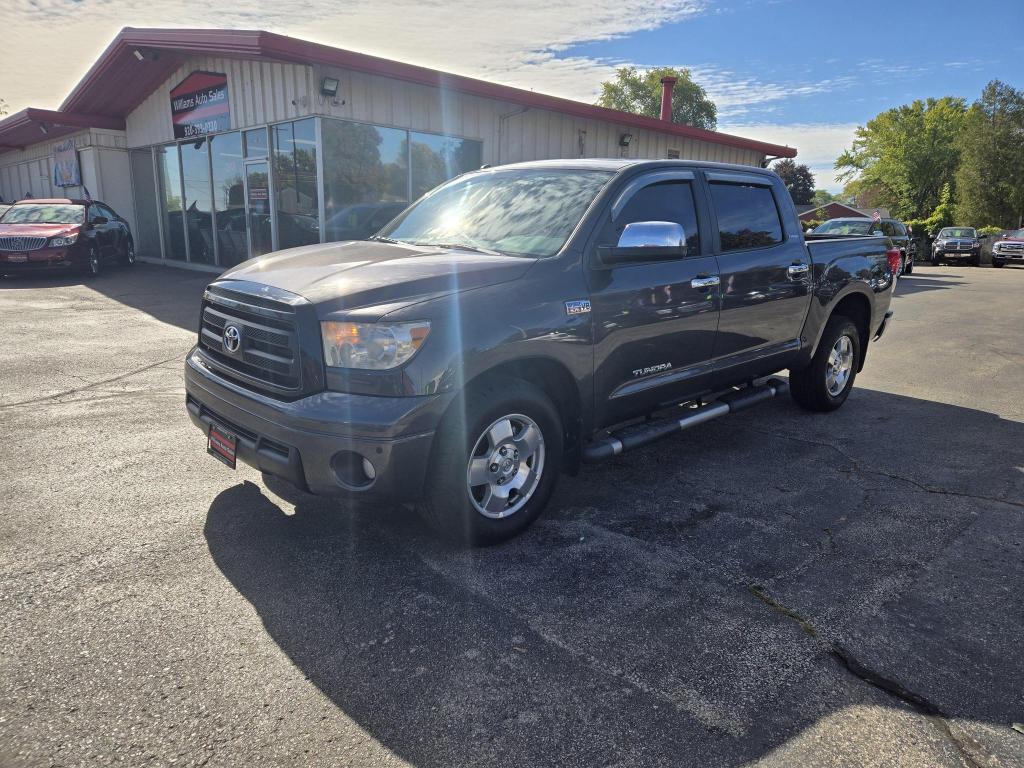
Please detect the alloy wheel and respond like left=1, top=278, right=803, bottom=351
left=466, top=413, right=545, bottom=519
left=825, top=335, right=854, bottom=396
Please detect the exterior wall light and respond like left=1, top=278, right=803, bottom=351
left=320, top=77, right=340, bottom=98
left=619, top=133, right=633, bottom=147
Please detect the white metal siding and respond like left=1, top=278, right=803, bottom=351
left=124, top=55, right=767, bottom=167
left=0, top=129, right=128, bottom=202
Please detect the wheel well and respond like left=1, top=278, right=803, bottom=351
left=831, top=293, right=871, bottom=371
left=465, top=358, right=583, bottom=468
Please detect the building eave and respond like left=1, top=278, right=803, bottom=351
left=57, top=27, right=797, bottom=159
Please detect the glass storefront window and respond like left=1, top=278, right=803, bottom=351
left=181, top=138, right=214, bottom=264
left=410, top=131, right=482, bottom=201
left=210, top=132, right=249, bottom=267
left=155, top=144, right=185, bottom=261
left=244, top=128, right=268, bottom=158
left=129, top=149, right=161, bottom=259
left=272, top=119, right=319, bottom=250
left=322, top=119, right=409, bottom=243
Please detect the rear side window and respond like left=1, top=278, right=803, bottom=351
left=709, top=183, right=783, bottom=252
left=604, top=180, right=701, bottom=254
left=891, top=221, right=907, bottom=236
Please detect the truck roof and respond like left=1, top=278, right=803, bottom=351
left=494, top=158, right=777, bottom=177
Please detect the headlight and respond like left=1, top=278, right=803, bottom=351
left=49, top=233, right=78, bottom=247
left=321, top=320, right=430, bottom=370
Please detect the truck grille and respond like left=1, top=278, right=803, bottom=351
left=0, top=236, right=47, bottom=251
left=197, top=286, right=304, bottom=396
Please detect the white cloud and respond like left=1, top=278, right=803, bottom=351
left=718, top=122, right=859, bottom=191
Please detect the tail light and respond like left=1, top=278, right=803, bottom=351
left=886, top=247, right=901, bottom=275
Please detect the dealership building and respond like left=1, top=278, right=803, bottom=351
left=0, top=28, right=797, bottom=271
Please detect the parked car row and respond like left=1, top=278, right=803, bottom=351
left=0, top=198, right=135, bottom=278
left=810, top=217, right=916, bottom=274
left=808, top=216, right=1024, bottom=270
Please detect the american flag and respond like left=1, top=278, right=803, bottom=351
left=872, top=209, right=881, bottom=222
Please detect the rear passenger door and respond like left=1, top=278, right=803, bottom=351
left=705, top=171, right=812, bottom=379
left=587, top=171, right=721, bottom=428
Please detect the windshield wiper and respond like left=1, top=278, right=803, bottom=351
left=411, top=241, right=504, bottom=257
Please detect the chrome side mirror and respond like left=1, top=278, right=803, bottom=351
left=597, top=221, right=687, bottom=266
left=617, top=221, right=686, bottom=249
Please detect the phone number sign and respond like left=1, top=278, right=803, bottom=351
left=170, top=71, right=231, bottom=139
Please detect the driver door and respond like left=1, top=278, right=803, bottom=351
left=587, top=172, right=721, bottom=428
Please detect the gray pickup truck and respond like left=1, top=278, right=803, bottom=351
left=185, top=159, right=897, bottom=543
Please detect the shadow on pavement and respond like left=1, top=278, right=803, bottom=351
left=203, top=387, right=1024, bottom=766
left=894, top=273, right=968, bottom=296
left=0, top=262, right=212, bottom=333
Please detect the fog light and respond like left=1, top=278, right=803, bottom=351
left=330, top=450, right=375, bottom=489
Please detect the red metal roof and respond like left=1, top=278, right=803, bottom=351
left=5, top=27, right=797, bottom=159
left=0, top=109, right=125, bottom=152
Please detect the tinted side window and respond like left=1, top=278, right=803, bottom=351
left=892, top=221, right=907, bottom=236
left=603, top=180, right=700, bottom=254
left=709, top=183, right=783, bottom=252
left=880, top=221, right=896, bottom=236
left=97, top=204, right=117, bottom=220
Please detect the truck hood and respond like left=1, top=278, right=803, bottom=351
left=219, top=240, right=537, bottom=312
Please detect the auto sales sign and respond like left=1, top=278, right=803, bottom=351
left=170, top=72, right=230, bottom=139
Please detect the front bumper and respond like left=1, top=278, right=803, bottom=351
left=0, top=248, right=78, bottom=273
left=184, top=348, right=453, bottom=501
left=992, top=250, right=1024, bottom=263
left=934, top=248, right=978, bottom=259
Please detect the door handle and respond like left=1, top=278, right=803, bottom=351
left=787, top=263, right=810, bottom=278
left=690, top=276, right=720, bottom=289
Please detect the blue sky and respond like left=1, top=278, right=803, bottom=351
left=4, top=0, right=1023, bottom=191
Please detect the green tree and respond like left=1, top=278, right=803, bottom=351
left=597, top=67, right=717, bottom=130
left=955, top=80, right=1024, bottom=228
left=812, top=189, right=837, bottom=207
left=835, top=97, right=967, bottom=220
left=772, top=159, right=815, bottom=204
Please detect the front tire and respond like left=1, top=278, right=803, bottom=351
left=993, top=260, right=1005, bottom=268
left=931, top=251, right=942, bottom=266
left=82, top=246, right=101, bottom=278
left=789, top=315, right=860, bottom=413
left=419, top=377, right=562, bottom=545
left=121, top=239, right=136, bottom=266
left=904, top=255, right=914, bottom=275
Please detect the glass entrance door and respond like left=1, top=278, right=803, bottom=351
left=244, top=160, right=273, bottom=258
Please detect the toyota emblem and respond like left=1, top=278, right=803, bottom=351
left=223, top=325, right=242, bottom=353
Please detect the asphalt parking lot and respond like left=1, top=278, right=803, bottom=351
left=1, top=263, right=1022, bottom=767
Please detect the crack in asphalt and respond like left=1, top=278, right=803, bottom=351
left=749, top=427, right=1024, bottom=510
left=0, top=353, right=186, bottom=410
left=747, top=585, right=987, bottom=768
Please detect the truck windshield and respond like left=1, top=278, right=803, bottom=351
left=378, top=168, right=613, bottom=257
left=938, top=228, right=976, bottom=238
left=2, top=204, right=86, bottom=225
left=813, top=220, right=873, bottom=235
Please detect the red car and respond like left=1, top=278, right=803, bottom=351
left=0, top=198, right=134, bottom=278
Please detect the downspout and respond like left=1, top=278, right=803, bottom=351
left=497, top=106, right=530, bottom=166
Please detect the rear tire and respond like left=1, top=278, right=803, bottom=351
left=789, top=315, right=860, bottom=413
left=121, top=239, right=136, bottom=266
left=419, top=377, right=563, bottom=545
